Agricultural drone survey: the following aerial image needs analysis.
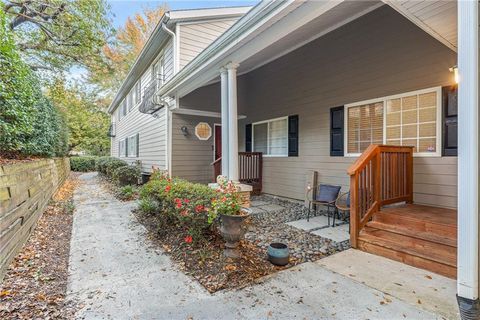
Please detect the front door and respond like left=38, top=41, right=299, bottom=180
left=214, top=125, right=222, bottom=160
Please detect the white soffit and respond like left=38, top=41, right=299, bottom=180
left=384, top=0, right=457, bottom=51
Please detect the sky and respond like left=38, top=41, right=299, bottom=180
left=70, top=0, right=258, bottom=81
left=108, top=0, right=259, bottom=27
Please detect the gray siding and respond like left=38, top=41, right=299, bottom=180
left=110, top=39, right=174, bottom=172
left=179, top=18, right=238, bottom=69
left=179, top=6, right=458, bottom=208
left=171, top=114, right=217, bottom=183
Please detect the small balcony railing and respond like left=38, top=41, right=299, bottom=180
left=138, top=76, right=165, bottom=114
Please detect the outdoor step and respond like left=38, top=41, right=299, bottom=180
left=373, top=209, right=456, bottom=244
left=366, top=220, right=457, bottom=248
left=358, top=227, right=457, bottom=278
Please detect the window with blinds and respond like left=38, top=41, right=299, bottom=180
left=347, top=102, right=384, bottom=154
left=345, top=87, right=440, bottom=156
left=253, top=117, right=288, bottom=156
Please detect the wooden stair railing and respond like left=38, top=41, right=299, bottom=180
left=347, top=145, right=414, bottom=247
left=211, top=152, right=263, bottom=194
left=211, top=157, right=222, bottom=182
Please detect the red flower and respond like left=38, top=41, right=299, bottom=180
left=174, top=198, right=182, bottom=208
left=180, top=210, right=188, bottom=216
left=184, top=198, right=190, bottom=204
left=221, top=196, right=227, bottom=203
left=195, top=205, right=204, bottom=213
left=164, top=185, right=171, bottom=193
left=184, top=235, right=193, bottom=243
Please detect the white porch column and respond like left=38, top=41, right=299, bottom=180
left=227, top=63, right=239, bottom=181
left=220, top=68, right=229, bottom=177
left=457, top=0, right=480, bottom=315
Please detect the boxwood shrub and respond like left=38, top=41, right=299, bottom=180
left=113, top=165, right=141, bottom=186
left=105, top=158, right=128, bottom=178
left=70, top=156, right=97, bottom=172
left=95, top=156, right=115, bottom=174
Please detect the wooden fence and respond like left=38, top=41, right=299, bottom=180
left=0, top=158, right=70, bottom=282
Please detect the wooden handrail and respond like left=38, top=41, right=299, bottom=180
left=210, top=156, right=222, bottom=166
left=348, top=144, right=414, bottom=247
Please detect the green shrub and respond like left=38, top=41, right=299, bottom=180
left=70, top=156, right=97, bottom=172
left=95, top=156, right=115, bottom=174
left=138, top=197, right=160, bottom=215
left=117, top=185, right=137, bottom=201
left=0, top=11, right=68, bottom=157
left=139, top=175, right=217, bottom=243
left=113, top=165, right=140, bottom=186
left=105, top=158, right=128, bottom=178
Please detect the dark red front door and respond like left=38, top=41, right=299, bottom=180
left=214, top=125, right=222, bottom=160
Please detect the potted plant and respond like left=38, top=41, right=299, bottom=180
left=212, top=177, right=250, bottom=258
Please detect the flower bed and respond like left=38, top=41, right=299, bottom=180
left=133, top=172, right=352, bottom=293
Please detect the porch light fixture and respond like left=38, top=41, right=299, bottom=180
left=181, top=126, right=189, bottom=137
left=449, top=65, right=459, bottom=84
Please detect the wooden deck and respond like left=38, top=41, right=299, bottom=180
left=357, top=204, right=457, bottom=279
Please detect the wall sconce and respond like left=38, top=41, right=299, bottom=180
left=181, top=126, right=189, bottom=137
left=449, top=65, right=459, bottom=84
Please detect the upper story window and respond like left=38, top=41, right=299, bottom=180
left=135, top=80, right=141, bottom=105
left=127, top=92, right=134, bottom=112
left=252, top=117, right=288, bottom=157
left=121, top=99, right=127, bottom=117
left=152, top=58, right=164, bottom=89
left=345, top=87, right=441, bottom=156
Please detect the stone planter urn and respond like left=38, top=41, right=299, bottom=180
left=219, top=212, right=250, bottom=258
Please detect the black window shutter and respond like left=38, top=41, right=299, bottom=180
left=442, top=85, right=458, bottom=156
left=245, top=124, right=252, bottom=152
left=288, top=115, right=299, bottom=157
left=125, top=138, right=128, bottom=157
left=330, top=106, right=344, bottom=156
left=136, top=133, right=140, bottom=157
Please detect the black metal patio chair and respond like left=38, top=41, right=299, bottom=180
left=306, top=184, right=341, bottom=226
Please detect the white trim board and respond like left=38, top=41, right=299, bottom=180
left=174, top=107, right=246, bottom=119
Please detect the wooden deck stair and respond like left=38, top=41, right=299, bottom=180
left=347, top=145, right=457, bottom=279
left=357, top=204, right=457, bottom=278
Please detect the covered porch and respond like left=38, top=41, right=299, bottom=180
left=158, top=0, right=479, bottom=316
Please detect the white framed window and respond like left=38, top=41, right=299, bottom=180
left=152, top=58, right=164, bottom=89
left=252, top=117, right=288, bottom=157
left=127, top=92, right=134, bottom=112
left=127, top=135, right=138, bottom=157
left=345, top=87, right=442, bottom=157
left=121, top=99, right=127, bottom=117
left=135, top=80, right=141, bottom=105
left=118, top=139, right=126, bottom=157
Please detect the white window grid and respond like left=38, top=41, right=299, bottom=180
left=252, top=116, right=288, bottom=157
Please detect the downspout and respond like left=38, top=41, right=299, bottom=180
left=161, top=22, right=176, bottom=178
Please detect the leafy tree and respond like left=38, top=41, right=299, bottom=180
left=88, top=5, right=167, bottom=98
left=2, top=0, right=112, bottom=73
left=0, top=8, right=68, bottom=157
left=46, top=79, right=110, bottom=156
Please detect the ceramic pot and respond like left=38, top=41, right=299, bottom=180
left=267, top=242, right=290, bottom=266
left=219, top=212, right=250, bottom=258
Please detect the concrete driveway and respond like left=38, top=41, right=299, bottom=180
left=67, top=173, right=445, bottom=319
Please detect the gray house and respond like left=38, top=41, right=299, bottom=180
left=111, top=1, right=480, bottom=315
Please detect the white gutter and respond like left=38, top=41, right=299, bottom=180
left=157, top=0, right=288, bottom=99
left=161, top=22, right=177, bottom=74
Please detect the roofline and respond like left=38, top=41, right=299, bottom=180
left=168, top=6, right=252, bottom=21
left=157, top=0, right=292, bottom=99
left=107, top=6, right=252, bottom=114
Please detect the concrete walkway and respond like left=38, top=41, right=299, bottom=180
left=67, top=173, right=444, bottom=319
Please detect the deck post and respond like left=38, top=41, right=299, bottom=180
left=220, top=68, right=229, bottom=177
left=226, top=62, right=239, bottom=181
left=457, top=0, right=480, bottom=317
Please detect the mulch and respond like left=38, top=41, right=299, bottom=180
left=135, top=211, right=289, bottom=293
left=0, top=154, right=42, bottom=165
left=0, top=173, right=81, bottom=319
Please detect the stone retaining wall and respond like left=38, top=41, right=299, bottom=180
left=0, top=158, right=70, bottom=282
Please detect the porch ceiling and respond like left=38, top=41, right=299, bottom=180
left=384, top=0, right=457, bottom=51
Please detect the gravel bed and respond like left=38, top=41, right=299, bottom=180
left=245, top=195, right=351, bottom=263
